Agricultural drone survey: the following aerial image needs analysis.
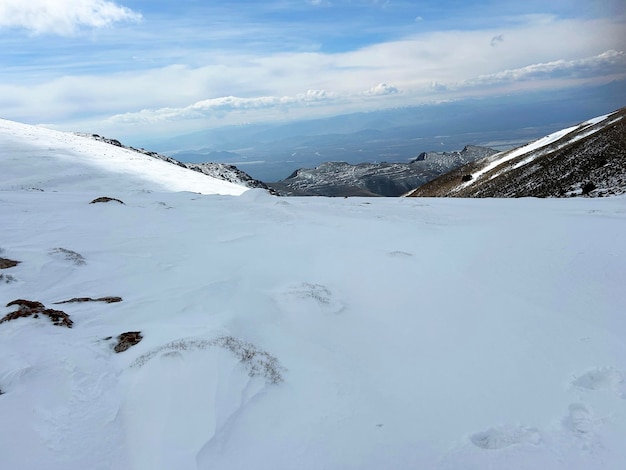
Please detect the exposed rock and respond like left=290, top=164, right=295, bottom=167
left=185, top=163, right=279, bottom=195
left=1, top=299, right=73, bottom=328
left=0, top=258, right=20, bottom=269
left=581, top=181, right=597, bottom=195
left=90, top=196, right=125, bottom=204
left=6, top=299, right=44, bottom=310
left=114, top=331, right=143, bottom=353
left=53, top=296, right=122, bottom=304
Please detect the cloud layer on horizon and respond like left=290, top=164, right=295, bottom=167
left=105, top=47, right=624, bottom=126
left=0, top=1, right=625, bottom=138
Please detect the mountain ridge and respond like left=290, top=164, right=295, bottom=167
left=407, top=106, right=626, bottom=198
left=76, top=133, right=276, bottom=194
left=268, top=145, right=498, bottom=197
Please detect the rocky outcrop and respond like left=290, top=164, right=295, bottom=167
left=1, top=300, right=73, bottom=328
left=114, top=331, right=143, bottom=353
left=268, top=145, right=498, bottom=197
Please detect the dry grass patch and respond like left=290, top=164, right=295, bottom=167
left=131, top=336, right=285, bottom=384
left=49, top=248, right=86, bottom=265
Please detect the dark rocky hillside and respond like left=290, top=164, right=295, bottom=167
left=407, top=107, right=626, bottom=198
left=268, top=145, right=497, bottom=197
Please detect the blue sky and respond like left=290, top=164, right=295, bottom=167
left=1, top=0, right=625, bottom=140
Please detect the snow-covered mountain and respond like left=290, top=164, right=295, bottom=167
left=268, top=145, right=497, bottom=196
left=77, top=133, right=275, bottom=193
left=2, top=117, right=626, bottom=470
left=0, top=118, right=254, bottom=195
left=407, top=106, right=626, bottom=197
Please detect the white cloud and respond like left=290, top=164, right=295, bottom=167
left=0, top=0, right=141, bottom=35
left=460, top=50, right=626, bottom=88
left=110, top=89, right=342, bottom=123
left=430, top=81, right=447, bottom=92
left=2, top=14, right=625, bottom=139
left=365, top=83, right=399, bottom=96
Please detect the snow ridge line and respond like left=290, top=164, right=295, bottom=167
left=130, top=336, right=285, bottom=384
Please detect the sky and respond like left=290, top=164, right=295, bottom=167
left=1, top=0, right=625, bottom=141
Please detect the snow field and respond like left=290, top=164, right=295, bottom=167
left=1, top=189, right=625, bottom=469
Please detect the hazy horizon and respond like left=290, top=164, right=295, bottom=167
left=1, top=0, right=625, bottom=143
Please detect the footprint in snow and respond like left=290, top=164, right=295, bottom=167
left=470, top=425, right=542, bottom=450
left=562, top=403, right=598, bottom=438
left=573, top=367, right=626, bottom=398
left=275, top=282, right=344, bottom=314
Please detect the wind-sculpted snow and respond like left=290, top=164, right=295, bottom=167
left=1, top=126, right=626, bottom=469
left=131, top=336, right=285, bottom=384
left=122, top=337, right=275, bottom=470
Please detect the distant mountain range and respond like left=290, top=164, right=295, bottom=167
left=407, top=106, right=626, bottom=198
left=77, top=104, right=626, bottom=199
left=76, top=133, right=495, bottom=197
left=145, top=80, right=626, bottom=182
left=268, top=145, right=498, bottom=196
left=2, top=103, right=623, bottom=200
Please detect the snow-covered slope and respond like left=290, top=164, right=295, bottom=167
left=408, top=107, right=626, bottom=197
left=0, top=119, right=248, bottom=195
left=1, top=120, right=626, bottom=470
left=76, top=133, right=276, bottom=193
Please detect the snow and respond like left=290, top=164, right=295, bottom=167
left=0, top=119, right=248, bottom=195
left=511, top=114, right=625, bottom=171
left=583, top=112, right=615, bottom=127
left=2, top=120, right=626, bottom=470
